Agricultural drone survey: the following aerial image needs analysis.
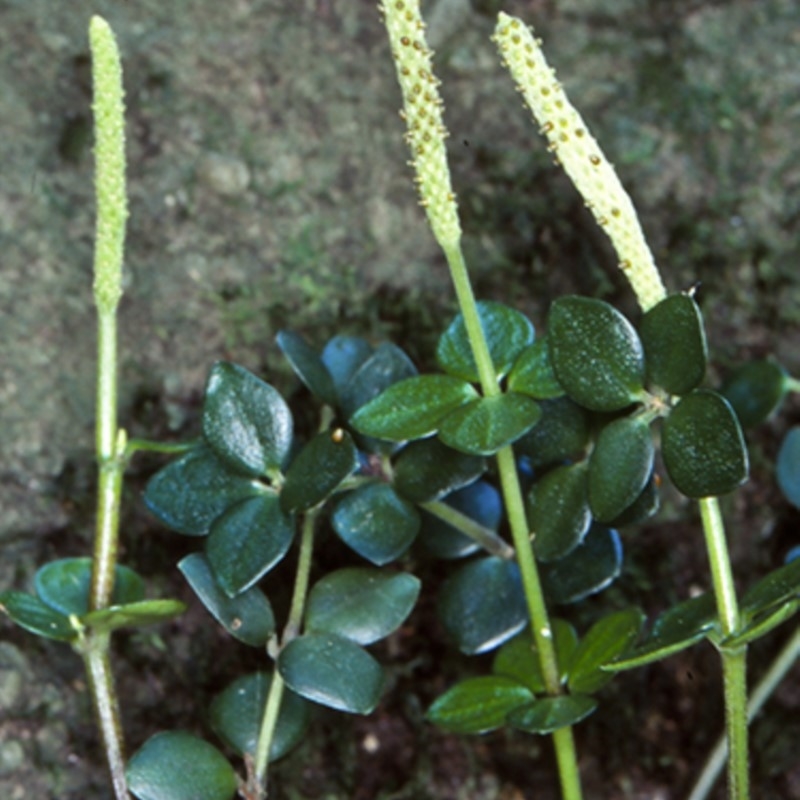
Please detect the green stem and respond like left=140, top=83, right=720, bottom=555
left=124, top=438, right=198, bottom=457
left=420, top=500, right=515, bottom=559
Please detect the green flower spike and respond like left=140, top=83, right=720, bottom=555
left=493, top=13, right=666, bottom=312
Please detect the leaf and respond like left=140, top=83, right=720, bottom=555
left=721, top=359, right=788, bottom=428
left=280, top=429, right=359, bottom=513
left=548, top=296, right=645, bottom=412
left=506, top=694, right=597, bottom=734
left=276, top=330, right=338, bottom=406
left=426, top=676, right=534, bottom=734
left=351, top=375, right=478, bottom=441
left=721, top=600, right=800, bottom=649
left=541, top=525, right=622, bottom=605
left=126, top=731, right=237, bottom=800
left=34, top=557, right=144, bottom=616
left=777, top=427, right=800, bottom=508
left=144, top=445, right=263, bottom=536
left=0, top=592, right=76, bottom=642
left=392, top=438, right=485, bottom=504
left=507, top=337, right=564, bottom=400
left=438, top=556, right=527, bottom=654
left=588, top=415, right=655, bottom=523
left=739, top=557, right=800, bottom=622
left=332, top=484, right=420, bottom=565
left=439, top=393, right=541, bottom=456
left=179, top=554, right=275, bottom=646
left=566, top=608, right=646, bottom=694
left=640, top=294, right=707, bottom=395
left=514, top=396, right=590, bottom=470
left=321, top=335, right=373, bottom=402
left=662, top=390, right=749, bottom=498
left=205, top=494, right=295, bottom=597
left=278, top=632, right=384, bottom=714
left=83, top=600, right=186, bottom=634
left=437, top=301, right=534, bottom=382
left=528, top=462, right=591, bottom=562
left=209, top=672, right=310, bottom=761
left=202, top=361, right=293, bottom=476
left=305, top=568, right=420, bottom=645
left=606, top=473, right=660, bottom=528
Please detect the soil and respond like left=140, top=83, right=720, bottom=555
left=1, top=0, right=799, bottom=798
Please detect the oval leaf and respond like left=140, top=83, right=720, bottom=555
left=321, top=335, right=373, bottom=402
left=777, top=427, right=800, bottom=508
left=507, top=337, right=564, bottom=399
left=515, top=396, right=590, bottom=470
left=276, top=330, right=338, bottom=406
left=721, top=359, right=788, bottom=429
left=0, top=592, right=75, bottom=642
left=506, top=694, right=597, bottom=734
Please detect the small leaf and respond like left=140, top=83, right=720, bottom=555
left=567, top=608, right=646, bottom=694
left=588, top=415, right=655, bottom=522
left=640, top=294, right=707, bottom=395
left=351, top=375, right=478, bottom=441
left=740, top=557, right=800, bottom=622
left=278, top=632, right=384, bottom=714
left=777, top=427, right=800, bottom=508
left=506, top=694, right=597, bottom=734
left=662, top=390, right=749, bottom=498
left=83, top=600, right=186, bottom=634
left=606, top=473, right=660, bottom=528
left=0, top=592, right=75, bottom=642
left=209, top=672, right=310, bottom=761
left=179, top=554, right=275, bottom=646
left=427, top=676, right=534, bottom=734
left=438, top=556, right=527, bottom=654
left=280, top=429, right=358, bottom=513
left=276, top=330, right=338, bottom=406
left=332, top=484, right=420, bottom=565
left=321, top=335, right=373, bottom=402
left=721, top=600, right=800, bottom=649
left=507, top=337, right=564, bottom=399
left=548, top=296, right=645, bottom=412
left=515, top=396, right=590, bottom=469
left=721, top=360, right=788, bottom=428
left=205, top=494, right=295, bottom=597
left=305, top=568, right=420, bottom=645
left=439, top=393, right=541, bottom=456
left=437, top=301, right=535, bottom=382
left=203, top=362, right=293, bottom=476
left=126, top=731, right=237, bottom=800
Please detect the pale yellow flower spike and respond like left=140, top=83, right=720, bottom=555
left=380, top=0, right=461, bottom=247
left=493, top=13, right=667, bottom=312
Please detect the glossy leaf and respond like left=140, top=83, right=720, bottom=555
left=606, top=473, right=660, bottom=528
left=721, top=359, right=788, bottom=428
left=205, top=494, right=295, bottom=597
left=280, top=429, right=358, bottom=513
left=351, top=375, right=477, bottom=441
left=144, top=445, right=263, bottom=536
left=305, top=568, right=420, bottom=645
left=640, top=294, right=707, bottom=395
left=126, top=731, right=237, bottom=800
left=83, top=600, right=186, bottom=634
left=439, top=393, right=541, bottom=456
left=427, top=676, right=534, bottom=734
left=437, top=301, right=534, bottom=382
left=278, top=632, right=384, bottom=714
left=662, top=390, right=749, bottom=498
left=332, top=484, right=420, bottom=565
left=588, top=416, right=654, bottom=523
left=276, top=330, right=338, bottom=406
left=514, top=396, right=590, bottom=469
left=209, top=672, right=310, bottom=761
left=506, top=694, right=597, bottom=734
left=541, top=525, right=622, bottom=605
left=179, top=554, right=275, bottom=646
left=507, top=337, right=564, bottom=399
left=740, top=557, right=800, bottom=622
left=321, top=335, right=373, bottom=402
left=528, top=462, right=591, bottom=562
left=438, top=556, right=527, bottom=654
left=777, top=427, right=800, bottom=508
left=567, top=608, right=646, bottom=693
left=548, top=296, right=645, bottom=412
left=203, top=362, right=293, bottom=476
left=0, top=592, right=75, bottom=642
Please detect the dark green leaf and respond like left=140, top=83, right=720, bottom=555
left=606, top=473, right=660, bottom=528
left=588, top=416, right=655, bottom=522
left=126, top=731, right=237, bottom=800
left=179, top=553, right=275, bottom=646
left=144, top=445, right=263, bottom=536
left=740, top=557, right=800, bottom=622
left=305, top=568, right=420, bottom=645
left=351, top=375, right=478, bottom=441
left=427, top=676, right=534, bottom=734
left=209, top=672, right=310, bottom=761
left=439, top=393, right=541, bottom=456
left=321, top=335, right=373, bottom=402
left=205, top=494, right=295, bottom=597
left=528, top=462, right=591, bottom=562
left=83, top=600, right=186, bottom=633
left=332, top=484, right=420, bottom=565
left=203, top=361, right=293, bottom=476
left=640, top=294, right=707, bottom=395
left=0, top=592, right=75, bottom=642
left=662, top=390, right=749, bottom=498
left=278, top=632, right=384, bottom=714
left=777, top=427, right=800, bottom=508
left=340, top=343, right=417, bottom=419
left=437, top=301, right=534, bottom=382
left=567, top=608, right=646, bottom=694
left=514, top=396, right=590, bottom=470
left=506, top=694, right=597, bottom=734
left=721, top=360, right=788, bottom=428
left=548, top=296, right=645, bottom=412
left=280, top=429, right=358, bottom=513
left=276, top=330, right=338, bottom=406
left=438, top=556, right=527, bottom=654
left=507, top=337, right=564, bottom=399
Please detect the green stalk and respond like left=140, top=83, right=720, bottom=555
left=699, top=497, right=749, bottom=800
left=420, top=500, right=515, bottom=559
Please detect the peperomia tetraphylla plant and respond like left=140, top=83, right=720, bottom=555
left=2, top=7, right=800, bottom=800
